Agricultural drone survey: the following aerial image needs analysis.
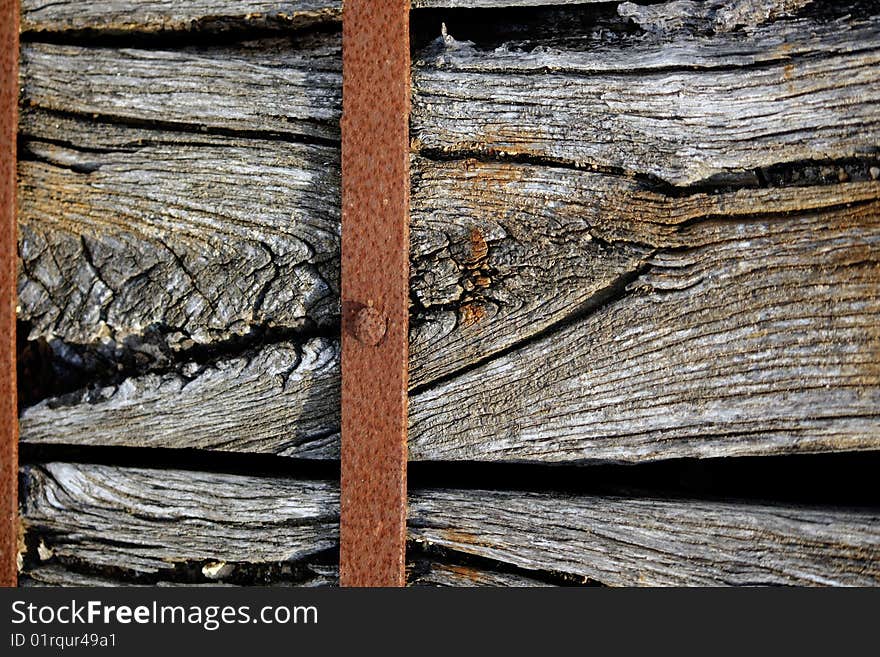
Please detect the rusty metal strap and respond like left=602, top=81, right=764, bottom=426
left=339, top=0, right=411, bottom=586
left=1, top=0, right=19, bottom=588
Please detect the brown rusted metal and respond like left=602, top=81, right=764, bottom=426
left=339, top=0, right=410, bottom=587
left=0, top=0, right=19, bottom=588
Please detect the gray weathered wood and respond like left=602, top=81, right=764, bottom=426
left=18, top=110, right=339, bottom=347
left=21, top=152, right=880, bottom=462
left=409, top=559, right=555, bottom=587
left=20, top=463, right=339, bottom=575
left=409, top=192, right=880, bottom=462
left=618, top=0, right=815, bottom=33
left=21, top=463, right=880, bottom=586
left=19, top=338, right=339, bottom=458
left=17, top=0, right=880, bottom=467
left=20, top=564, right=337, bottom=587
left=23, top=559, right=546, bottom=587
left=413, top=0, right=810, bottom=23
left=410, top=160, right=880, bottom=388
left=409, top=157, right=651, bottom=387
left=412, top=5, right=880, bottom=185
left=21, top=0, right=340, bottom=33
left=21, top=37, right=341, bottom=140
left=409, top=488, right=880, bottom=586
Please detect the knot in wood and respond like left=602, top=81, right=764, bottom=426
left=352, top=306, right=387, bottom=346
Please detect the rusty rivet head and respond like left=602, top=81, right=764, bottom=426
left=352, top=305, right=387, bottom=346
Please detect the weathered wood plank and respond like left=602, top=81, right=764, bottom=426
left=19, top=338, right=339, bottom=458
left=21, top=37, right=341, bottom=140
left=409, top=488, right=880, bottom=586
left=20, top=564, right=337, bottom=587
left=20, top=463, right=339, bottom=575
left=409, top=157, right=652, bottom=387
left=23, top=559, right=546, bottom=587
left=409, top=559, right=555, bottom=586
left=409, top=193, right=880, bottom=462
left=414, top=0, right=811, bottom=24
left=22, top=158, right=880, bottom=461
left=21, top=0, right=341, bottom=33
left=412, top=3, right=880, bottom=185
left=18, top=110, right=339, bottom=347
left=411, top=159, right=880, bottom=388
left=618, top=0, right=815, bottom=33
left=21, top=463, right=879, bottom=586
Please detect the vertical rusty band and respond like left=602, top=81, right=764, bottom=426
left=339, top=0, right=410, bottom=586
left=0, top=0, right=18, bottom=588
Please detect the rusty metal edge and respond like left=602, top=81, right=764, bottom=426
left=339, top=0, right=411, bottom=587
left=0, top=0, right=19, bottom=588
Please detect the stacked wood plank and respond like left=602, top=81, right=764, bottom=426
left=16, top=0, right=880, bottom=585
left=16, top=0, right=347, bottom=584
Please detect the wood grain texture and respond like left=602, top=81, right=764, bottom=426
left=409, top=487, right=880, bottom=586
left=20, top=463, right=339, bottom=575
left=413, top=0, right=602, bottom=7
left=21, top=0, right=341, bottom=33
left=412, top=4, right=880, bottom=185
left=409, top=559, right=554, bottom=586
left=19, top=338, right=339, bottom=458
left=21, top=36, right=341, bottom=140
left=20, top=564, right=337, bottom=587
left=409, top=156, right=652, bottom=387
left=22, top=170, right=880, bottom=461
left=18, top=110, right=340, bottom=348
left=22, top=559, right=546, bottom=587
left=409, top=190, right=880, bottom=462
left=409, top=158, right=880, bottom=388
left=20, top=463, right=880, bottom=586
left=414, top=0, right=810, bottom=20
left=618, top=0, right=815, bottom=33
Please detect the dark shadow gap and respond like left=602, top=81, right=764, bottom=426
left=408, top=450, right=880, bottom=507
left=18, top=443, right=341, bottom=481
left=414, top=147, right=880, bottom=196
left=19, top=442, right=880, bottom=508
left=17, top=318, right=340, bottom=411
left=18, top=106, right=340, bottom=150
left=20, top=16, right=342, bottom=49
left=411, top=0, right=880, bottom=53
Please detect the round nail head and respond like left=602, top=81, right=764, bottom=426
left=353, top=306, right=387, bottom=346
